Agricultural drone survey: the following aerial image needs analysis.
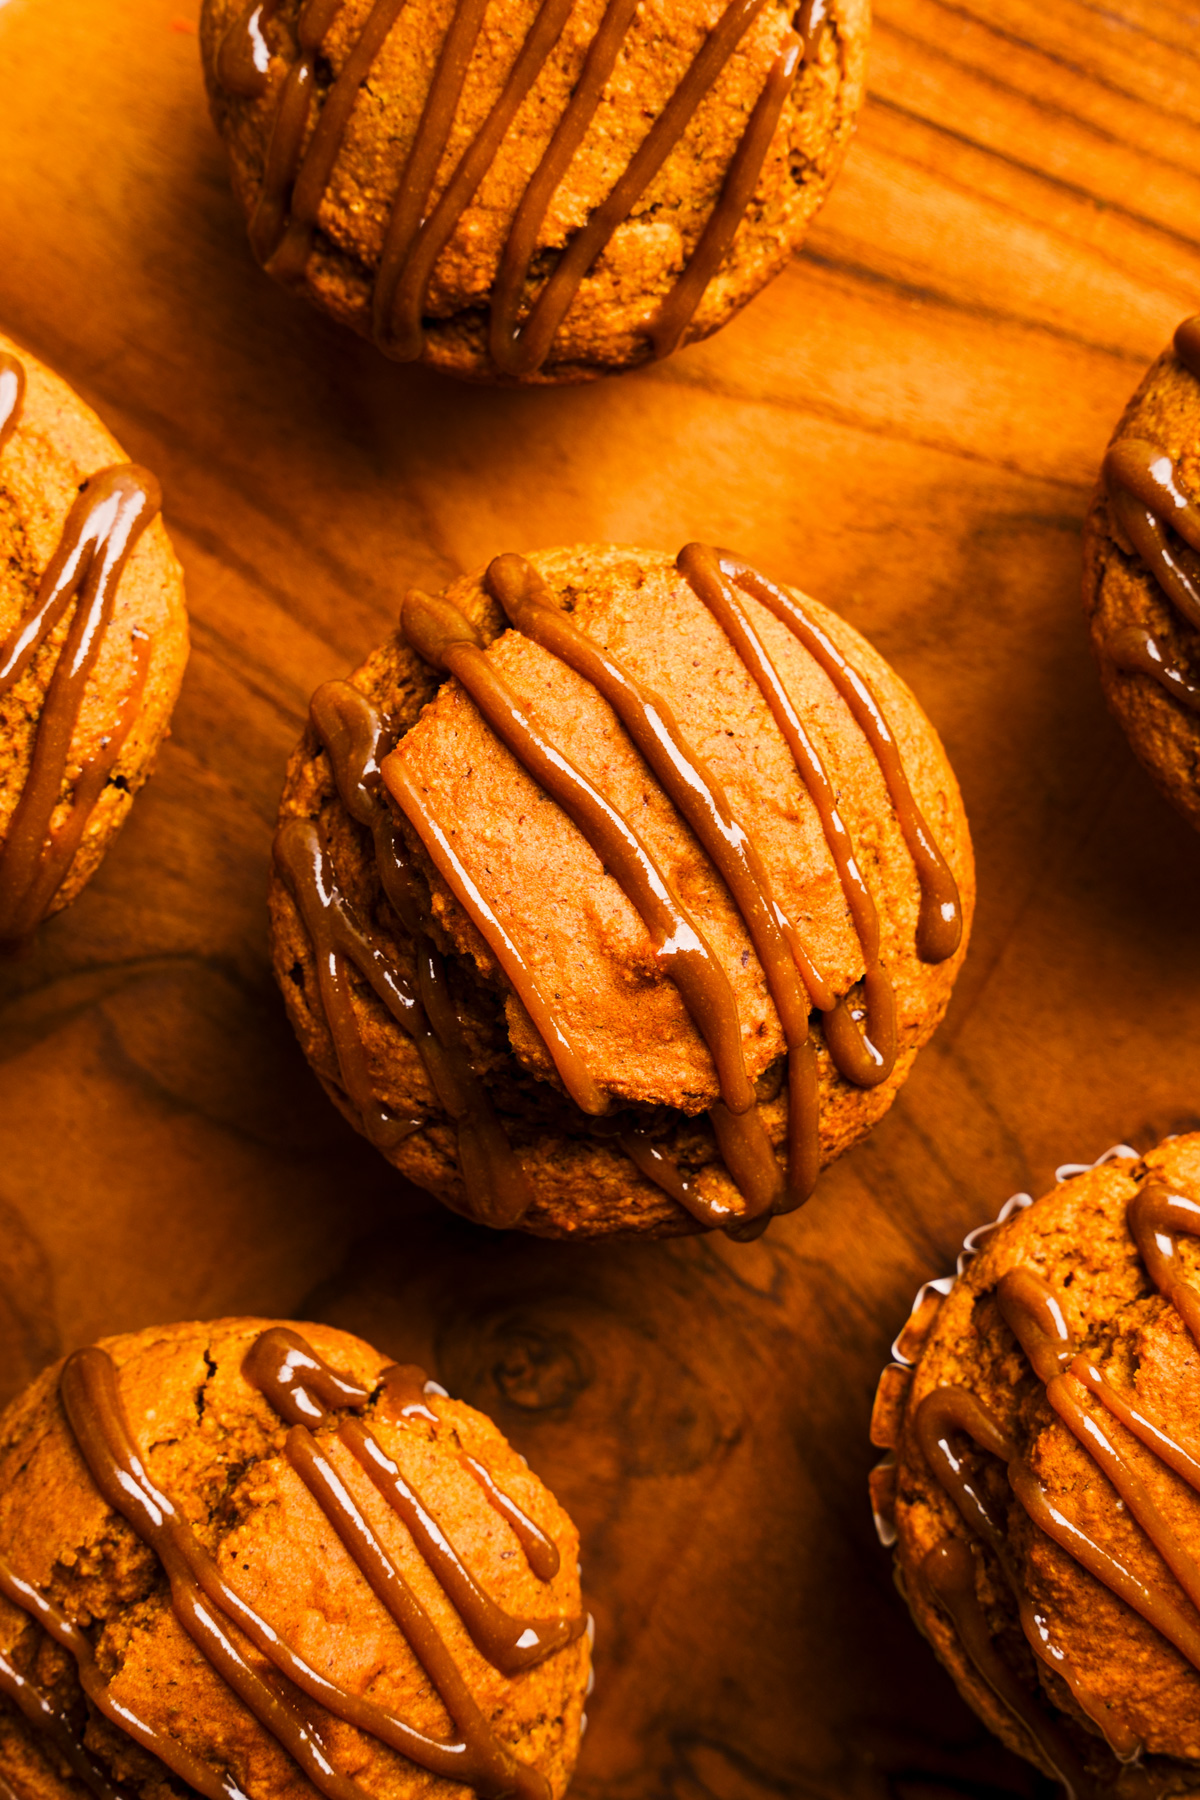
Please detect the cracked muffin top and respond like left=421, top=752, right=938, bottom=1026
left=0, top=331, right=188, bottom=946
left=872, top=1133, right=1200, bottom=1799
left=1083, top=314, right=1200, bottom=832
left=268, top=541, right=973, bottom=1240
left=198, top=0, right=869, bottom=382
left=0, top=1316, right=590, bottom=1800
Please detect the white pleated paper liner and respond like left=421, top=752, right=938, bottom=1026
left=870, top=1142, right=1139, bottom=1548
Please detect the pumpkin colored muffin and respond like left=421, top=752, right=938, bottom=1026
left=1083, top=314, right=1200, bottom=832
left=197, top=0, right=869, bottom=383
left=0, top=1316, right=590, bottom=1800
left=0, top=332, right=188, bottom=946
left=872, top=1134, right=1200, bottom=1798
left=268, top=541, right=973, bottom=1240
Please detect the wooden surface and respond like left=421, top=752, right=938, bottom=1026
left=1, top=0, right=1199, bottom=1793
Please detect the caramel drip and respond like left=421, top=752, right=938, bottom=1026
left=486, top=550, right=815, bottom=1210
left=294, top=678, right=534, bottom=1228
left=0, top=1552, right=246, bottom=1800
left=0, top=353, right=24, bottom=453
left=0, top=1571, right=128, bottom=1800
left=649, top=32, right=801, bottom=361
left=1128, top=1179, right=1200, bottom=1347
left=0, top=429, right=161, bottom=942
left=218, top=0, right=808, bottom=373
left=460, top=1452, right=560, bottom=1583
left=919, top=1539, right=1097, bottom=1800
left=0, top=1331, right=582, bottom=1800
left=618, top=1128, right=743, bottom=1231
left=678, top=543, right=898, bottom=1096
left=917, top=1212, right=1200, bottom=1775
left=1102, top=316, right=1200, bottom=708
left=1108, top=624, right=1200, bottom=715
left=393, top=587, right=759, bottom=1123
left=244, top=1331, right=583, bottom=1691
left=915, top=1384, right=1140, bottom=1769
left=1001, top=1254, right=1200, bottom=1695
left=216, top=0, right=279, bottom=94
left=382, top=547, right=956, bottom=1229
left=708, top=549, right=963, bottom=965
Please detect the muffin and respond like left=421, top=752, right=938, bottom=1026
left=872, top=1134, right=1200, bottom=1798
left=268, top=541, right=973, bottom=1240
left=1083, top=315, right=1200, bottom=830
left=198, top=0, right=869, bottom=383
left=0, top=1316, right=590, bottom=1800
left=0, top=333, right=188, bottom=946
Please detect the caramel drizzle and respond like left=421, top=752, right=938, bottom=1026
left=217, top=0, right=814, bottom=373
left=0, top=1330, right=583, bottom=1800
left=1104, top=316, right=1200, bottom=702
left=918, top=1177, right=1200, bottom=1783
left=383, top=547, right=959, bottom=1229
left=0, top=352, right=161, bottom=943
left=276, top=680, right=534, bottom=1227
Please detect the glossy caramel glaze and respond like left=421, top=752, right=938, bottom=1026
left=213, top=0, right=818, bottom=373
left=372, top=546, right=961, bottom=1232
left=0, top=351, right=161, bottom=944
left=0, top=1327, right=585, bottom=1800
left=1103, top=316, right=1200, bottom=707
left=918, top=1174, right=1200, bottom=1782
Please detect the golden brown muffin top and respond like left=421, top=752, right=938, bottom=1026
left=0, top=1317, right=589, bottom=1800
left=874, top=1135, right=1200, bottom=1798
left=1084, top=315, right=1200, bottom=832
left=271, top=541, right=972, bottom=1237
left=0, top=333, right=187, bottom=941
left=199, top=0, right=868, bottom=380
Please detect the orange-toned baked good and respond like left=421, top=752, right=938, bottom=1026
left=197, top=0, right=869, bottom=383
left=0, top=333, right=188, bottom=945
left=872, top=1136, right=1200, bottom=1798
left=0, top=1317, right=590, bottom=1800
left=1083, top=314, right=1200, bottom=832
left=269, top=542, right=974, bottom=1239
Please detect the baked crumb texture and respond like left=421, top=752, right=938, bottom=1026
left=268, top=543, right=974, bottom=1239
left=0, top=1317, right=590, bottom=1800
left=1083, top=316, right=1200, bottom=832
left=198, top=0, right=870, bottom=382
left=0, top=333, right=188, bottom=944
left=873, top=1133, right=1200, bottom=1800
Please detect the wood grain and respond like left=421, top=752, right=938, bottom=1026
left=0, top=0, right=1197, bottom=1792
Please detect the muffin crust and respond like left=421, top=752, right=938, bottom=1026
left=269, top=542, right=973, bottom=1239
left=0, top=1317, right=589, bottom=1800
left=0, top=333, right=188, bottom=942
left=1083, top=316, right=1200, bottom=832
left=874, top=1136, right=1200, bottom=1798
left=199, top=0, right=870, bottom=382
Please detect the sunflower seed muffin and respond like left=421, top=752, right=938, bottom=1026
left=0, top=332, right=188, bottom=945
left=198, top=0, right=869, bottom=383
left=268, top=541, right=973, bottom=1239
left=873, top=1134, right=1200, bottom=1798
left=0, top=1316, right=589, bottom=1800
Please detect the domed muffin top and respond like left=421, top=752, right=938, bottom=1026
left=0, top=1317, right=589, bottom=1800
left=874, top=1135, right=1200, bottom=1795
left=199, top=0, right=867, bottom=379
left=0, top=335, right=186, bottom=944
left=272, top=542, right=972, bottom=1236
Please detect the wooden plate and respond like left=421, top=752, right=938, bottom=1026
left=1, top=0, right=1198, bottom=1792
